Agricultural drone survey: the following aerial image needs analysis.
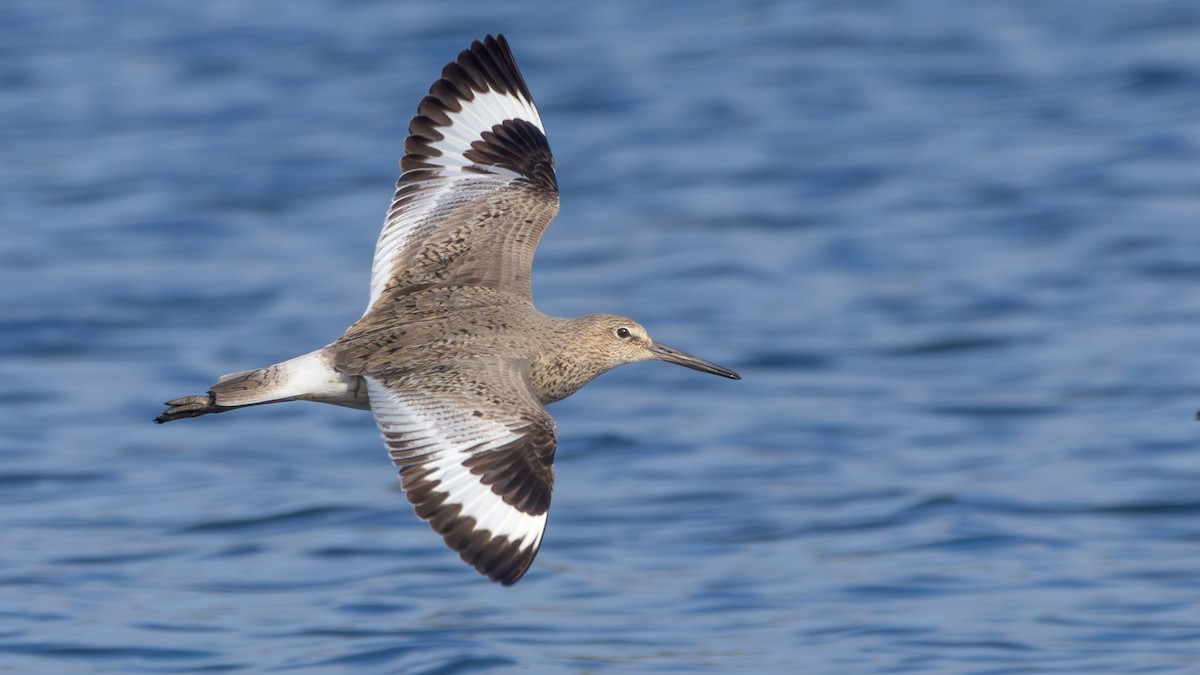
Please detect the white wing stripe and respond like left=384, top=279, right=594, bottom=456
left=366, top=379, right=545, bottom=549
left=366, top=177, right=501, bottom=306
left=425, top=89, right=542, bottom=170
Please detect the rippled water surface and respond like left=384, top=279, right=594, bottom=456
left=3, top=0, right=1200, bottom=672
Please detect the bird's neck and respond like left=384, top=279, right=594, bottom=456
left=527, top=318, right=612, bottom=405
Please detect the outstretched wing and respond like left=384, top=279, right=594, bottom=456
left=365, top=357, right=556, bottom=585
left=367, top=34, right=559, bottom=310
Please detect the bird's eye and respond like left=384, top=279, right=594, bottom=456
left=615, top=327, right=632, bottom=339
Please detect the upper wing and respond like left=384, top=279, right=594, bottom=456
left=367, top=34, right=559, bottom=310
left=364, top=357, right=556, bottom=585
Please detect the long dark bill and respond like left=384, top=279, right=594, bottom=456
left=649, top=343, right=740, bottom=380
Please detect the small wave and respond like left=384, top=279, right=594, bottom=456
left=177, top=505, right=364, bottom=534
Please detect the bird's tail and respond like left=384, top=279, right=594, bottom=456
left=154, top=350, right=368, bottom=424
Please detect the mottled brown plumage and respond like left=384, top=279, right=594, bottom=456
left=156, top=34, right=738, bottom=585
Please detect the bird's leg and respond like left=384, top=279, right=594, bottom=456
left=155, top=392, right=230, bottom=424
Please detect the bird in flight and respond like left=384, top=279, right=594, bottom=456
left=156, top=34, right=739, bottom=585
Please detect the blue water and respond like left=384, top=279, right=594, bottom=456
left=3, top=0, right=1200, bottom=672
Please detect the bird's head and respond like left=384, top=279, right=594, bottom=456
left=579, top=314, right=740, bottom=380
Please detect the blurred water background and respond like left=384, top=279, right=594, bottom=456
left=3, top=0, right=1200, bottom=672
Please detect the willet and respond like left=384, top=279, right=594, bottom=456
left=156, top=34, right=739, bottom=585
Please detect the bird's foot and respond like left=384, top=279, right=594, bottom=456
left=155, top=392, right=224, bottom=424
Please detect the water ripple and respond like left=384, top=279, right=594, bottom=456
left=178, top=506, right=368, bottom=535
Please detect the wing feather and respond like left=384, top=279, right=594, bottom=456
left=366, top=34, right=558, bottom=310
left=365, top=359, right=556, bottom=585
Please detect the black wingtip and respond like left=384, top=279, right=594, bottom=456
left=401, top=33, right=555, bottom=190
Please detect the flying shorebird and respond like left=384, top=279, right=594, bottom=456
left=156, top=34, right=739, bottom=585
